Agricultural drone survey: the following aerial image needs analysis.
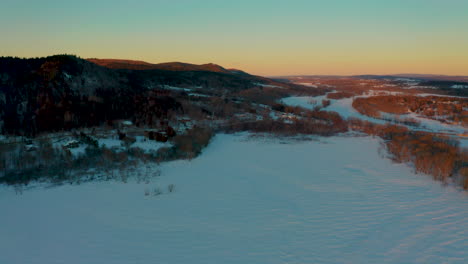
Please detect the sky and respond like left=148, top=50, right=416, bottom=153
left=1, top=0, right=467, bottom=76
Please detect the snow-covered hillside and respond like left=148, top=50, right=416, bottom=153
left=1, top=134, right=467, bottom=264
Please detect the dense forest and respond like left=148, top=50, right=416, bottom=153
left=0, top=55, right=316, bottom=136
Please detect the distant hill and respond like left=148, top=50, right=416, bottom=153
left=278, top=74, right=468, bottom=83
left=87, top=58, right=234, bottom=74
left=86, top=59, right=153, bottom=69
left=354, top=74, right=468, bottom=83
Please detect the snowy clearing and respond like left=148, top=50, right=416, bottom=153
left=254, top=82, right=284, bottom=89
left=282, top=96, right=386, bottom=124
left=452, top=85, right=468, bottom=89
left=98, top=136, right=171, bottom=154
left=132, top=136, right=172, bottom=153
left=296, top=82, right=318, bottom=88
left=1, top=134, right=467, bottom=264
left=162, top=85, right=193, bottom=92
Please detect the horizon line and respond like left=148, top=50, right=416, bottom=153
left=1, top=54, right=467, bottom=78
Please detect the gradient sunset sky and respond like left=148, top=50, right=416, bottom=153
left=1, top=0, right=467, bottom=76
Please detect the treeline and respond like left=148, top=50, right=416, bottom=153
left=222, top=118, right=347, bottom=136
left=0, top=55, right=300, bottom=136
left=157, top=127, right=214, bottom=161
left=221, top=106, right=348, bottom=136
left=0, top=136, right=153, bottom=185
left=0, top=126, right=214, bottom=185
left=326, top=91, right=355, bottom=99
left=419, top=80, right=468, bottom=97
left=0, top=56, right=186, bottom=136
left=353, top=95, right=468, bottom=125
left=0, top=55, right=132, bottom=136
left=350, top=118, right=468, bottom=189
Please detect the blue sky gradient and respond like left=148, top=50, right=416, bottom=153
left=1, top=0, right=467, bottom=75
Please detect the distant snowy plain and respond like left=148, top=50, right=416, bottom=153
left=1, top=134, right=467, bottom=264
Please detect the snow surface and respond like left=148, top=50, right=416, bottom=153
left=282, top=96, right=386, bottom=124
left=162, top=85, right=193, bottom=92
left=68, top=144, right=87, bottom=157
left=254, top=82, right=283, bottom=89
left=459, top=137, right=468, bottom=149
left=188, top=92, right=210, bottom=97
left=121, top=120, right=133, bottom=126
left=132, top=136, right=172, bottom=153
left=451, top=85, right=468, bottom=89
left=98, top=136, right=172, bottom=154
left=1, top=134, right=467, bottom=264
left=98, top=137, right=123, bottom=149
left=297, top=82, right=318, bottom=87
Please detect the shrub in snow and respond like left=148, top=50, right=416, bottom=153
left=153, top=187, right=162, bottom=196
left=168, top=184, right=175, bottom=193
left=154, top=170, right=161, bottom=177
left=169, top=126, right=214, bottom=160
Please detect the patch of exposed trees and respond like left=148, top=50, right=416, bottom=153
left=221, top=105, right=348, bottom=136
left=326, top=91, right=355, bottom=99
left=350, top=118, right=468, bottom=189
left=0, top=126, right=214, bottom=185
left=353, top=95, right=468, bottom=126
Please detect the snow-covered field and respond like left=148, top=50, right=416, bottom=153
left=1, top=134, right=467, bottom=264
